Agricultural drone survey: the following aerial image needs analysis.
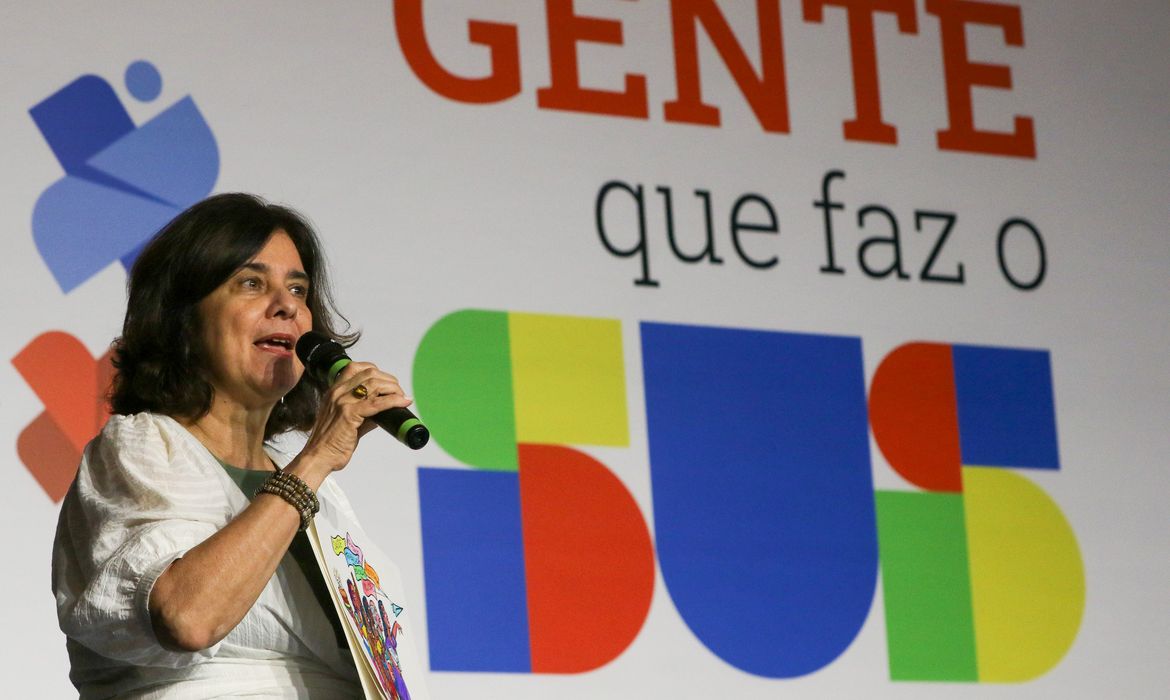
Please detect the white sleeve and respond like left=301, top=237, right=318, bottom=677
left=52, top=413, right=233, bottom=669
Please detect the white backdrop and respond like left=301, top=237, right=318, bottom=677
left=2, top=1, right=1168, bottom=697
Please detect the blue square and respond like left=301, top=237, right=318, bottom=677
left=953, top=345, right=1060, bottom=470
left=418, top=468, right=531, bottom=672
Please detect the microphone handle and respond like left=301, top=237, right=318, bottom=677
left=370, top=406, right=430, bottom=450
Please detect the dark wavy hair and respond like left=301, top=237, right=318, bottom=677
left=110, top=193, right=358, bottom=438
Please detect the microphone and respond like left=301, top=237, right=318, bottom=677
left=295, top=331, right=430, bottom=450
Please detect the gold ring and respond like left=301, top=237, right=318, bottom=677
left=351, top=384, right=369, bottom=400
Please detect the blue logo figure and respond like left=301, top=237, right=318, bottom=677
left=29, top=61, right=219, bottom=292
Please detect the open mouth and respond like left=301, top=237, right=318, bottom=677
left=255, top=335, right=294, bottom=351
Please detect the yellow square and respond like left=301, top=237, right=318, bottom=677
left=509, top=312, right=628, bottom=446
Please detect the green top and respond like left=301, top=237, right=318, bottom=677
left=217, top=460, right=348, bottom=650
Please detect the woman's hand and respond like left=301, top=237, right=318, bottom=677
left=295, top=362, right=413, bottom=481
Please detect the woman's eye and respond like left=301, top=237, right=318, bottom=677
left=290, top=284, right=309, bottom=298
left=240, top=277, right=262, bottom=290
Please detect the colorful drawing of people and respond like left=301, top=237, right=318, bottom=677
left=338, top=572, right=399, bottom=699
left=378, top=599, right=410, bottom=700
left=347, top=578, right=362, bottom=623
left=332, top=533, right=411, bottom=700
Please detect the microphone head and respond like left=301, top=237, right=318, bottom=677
left=295, top=330, right=349, bottom=382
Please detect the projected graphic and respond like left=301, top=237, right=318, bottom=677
left=413, top=311, right=1083, bottom=682
left=29, top=60, right=219, bottom=292
left=414, top=310, right=654, bottom=673
left=11, top=332, right=113, bottom=502
left=641, top=322, right=878, bottom=678
left=16, top=61, right=219, bottom=502
left=870, top=342, right=1082, bottom=682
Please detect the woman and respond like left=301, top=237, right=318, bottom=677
left=52, top=193, right=412, bottom=698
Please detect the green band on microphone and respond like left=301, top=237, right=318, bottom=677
left=327, top=358, right=351, bottom=384
left=396, top=418, right=422, bottom=442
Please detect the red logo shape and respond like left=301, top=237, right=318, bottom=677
left=12, top=331, right=114, bottom=502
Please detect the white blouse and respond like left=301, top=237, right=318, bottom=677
left=52, top=412, right=364, bottom=699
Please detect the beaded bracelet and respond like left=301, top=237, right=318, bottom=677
left=257, top=474, right=316, bottom=530
left=256, top=469, right=320, bottom=531
left=256, top=482, right=313, bottom=532
left=272, top=468, right=320, bottom=512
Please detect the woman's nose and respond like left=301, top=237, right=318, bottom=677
left=269, top=288, right=299, bottom=318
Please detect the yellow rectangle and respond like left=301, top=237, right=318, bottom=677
left=509, top=312, right=628, bottom=446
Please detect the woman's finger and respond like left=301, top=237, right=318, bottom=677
left=353, top=389, right=414, bottom=413
left=338, top=379, right=408, bottom=407
left=333, top=366, right=403, bottom=399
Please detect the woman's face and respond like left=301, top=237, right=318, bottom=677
left=197, top=230, right=313, bottom=410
